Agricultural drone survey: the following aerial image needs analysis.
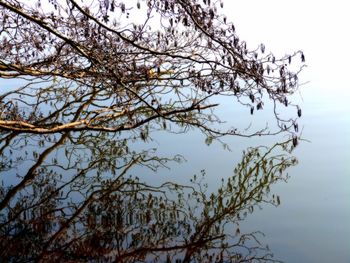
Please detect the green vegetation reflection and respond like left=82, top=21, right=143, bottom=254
left=0, top=133, right=297, bottom=262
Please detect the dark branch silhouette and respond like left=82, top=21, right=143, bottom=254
left=0, top=0, right=304, bottom=139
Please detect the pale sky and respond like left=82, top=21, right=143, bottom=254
left=224, top=0, right=350, bottom=98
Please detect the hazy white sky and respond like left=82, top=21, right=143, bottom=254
left=224, top=0, right=350, bottom=98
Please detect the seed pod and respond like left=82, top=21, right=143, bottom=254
left=209, top=9, right=214, bottom=19
left=294, top=123, right=299, bottom=132
left=183, top=16, right=188, bottom=26
left=292, top=136, right=298, bottom=147
left=297, top=107, right=302, bottom=117
left=260, top=43, right=265, bottom=53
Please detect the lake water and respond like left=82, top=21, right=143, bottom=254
left=241, top=88, right=350, bottom=262
left=144, top=82, right=350, bottom=262
left=1, top=81, right=348, bottom=262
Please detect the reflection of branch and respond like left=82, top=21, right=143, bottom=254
left=0, top=138, right=297, bottom=262
left=116, top=234, right=225, bottom=262
left=177, top=140, right=296, bottom=261
left=0, top=88, right=96, bottom=210
left=0, top=133, right=68, bottom=211
left=0, top=132, right=16, bottom=156
left=36, top=155, right=142, bottom=260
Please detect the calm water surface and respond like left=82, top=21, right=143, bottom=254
left=1, top=82, right=348, bottom=262
left=149, top=83, right=350, bottom=262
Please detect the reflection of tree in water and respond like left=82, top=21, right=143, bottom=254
left=0, top=131, right=297, bottom=262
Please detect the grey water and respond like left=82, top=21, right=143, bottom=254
left=1, top=78, right=348, bottom=262
left=241, top=88, right=350, bottom=262
left=150, top=85, right=350, bottom=262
